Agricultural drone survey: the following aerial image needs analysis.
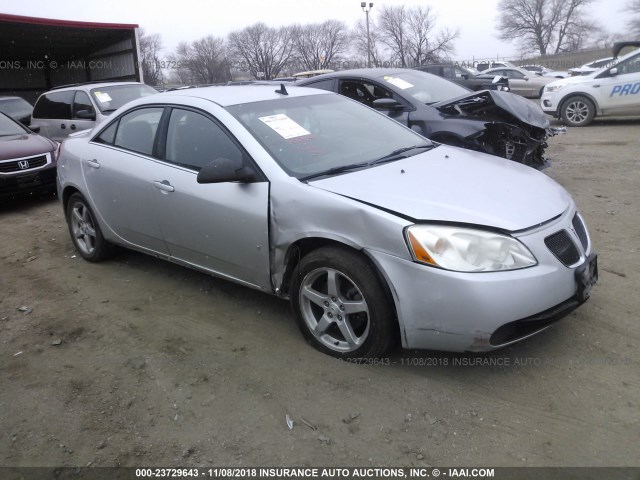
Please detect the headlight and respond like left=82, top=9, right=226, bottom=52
left=405, top=225, right=537, bottom=272
left=545, top=83, right=568, bottom=93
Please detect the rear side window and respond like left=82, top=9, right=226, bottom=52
left=32, top=91, right=74, bottom=120
left=114, top=108, right=163, bottom=156
left=302, top=78, right=335, bottom=92
left=165, top=109, right=243, bottom=171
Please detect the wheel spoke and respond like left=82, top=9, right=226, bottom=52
left=82, top=207, right=89, bottom=223
left=85, top=224, right=96, bottom=237
left=73, top=208, right=83, bottom=224
left=314, top=316, right=332, bottom=335
left=341, top=299, right=368, bottom=315
left=74, top=228, right=84, bottom=240
left=326, top=269, right=339, bottom=298
left=337, top=318, right=360, bottom=347
left=302, top=285, right=328, bottom=308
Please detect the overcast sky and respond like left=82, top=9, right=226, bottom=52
left=1, top=0, right=629, bottom=60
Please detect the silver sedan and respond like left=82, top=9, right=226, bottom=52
left=483, top=67, right=557, bottom=98
left=57, top=85, right=597, bottom=358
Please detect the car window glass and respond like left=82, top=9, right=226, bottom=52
left=618, top=53, right=640, bottom=75
left=507, top=70, right=525, bottom=80
left=166, top=109, right=243, bottom=171
left=32, top=91, right=74, bottom=120
left=303, top=78, right=334, bottom=91
left=73, top=91, right=95, bottom=119
left=339, top=80, right=393, bottom=108
left=94, top=121, right=118, bottom=145
left=453, top=67, right=467, bottom=78
left=114, top=108, right=163, bottom=156
left=442, top=67, right=455, bottom=78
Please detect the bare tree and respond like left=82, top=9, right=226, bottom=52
left=292, top=20, right=350, bottom=71
left=139, top=29, right=163, bottom=86
left=169, top=36, right=231, bottom=85
left=352, top=18, right=384, bottom=66
left=228, top=23, right=295, bottom=79
left=496, top=0, right=599, bottom=55
left=628, top=0, right=640, bottom=35
left=376, top=5, right=458, bottom=67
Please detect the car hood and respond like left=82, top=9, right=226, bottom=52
left=432, top=90, right=550, bottom=129
left=0, top=133, right=56, bottom=161
left=309, top=145, right=571, bottom=231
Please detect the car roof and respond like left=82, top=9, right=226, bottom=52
left=155, top=84, right=332, bottom=107
left=47, top=81, right=145, bottom=93
left=299, top=68, right=413, bottom=82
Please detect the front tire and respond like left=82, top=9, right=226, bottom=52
left=66, top=193, right=112, bottom=262
left=290, top=246, right=395, bottom=358
left=561, top=95, right=595, bottom=127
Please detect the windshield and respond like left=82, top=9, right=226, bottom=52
left=0, top=113, right=28, bottom=136
left=90, top=84, right=158, bottom=113
left=375, top=70, right=469, bottom=104
left=0, top=98, right=32, bottom=119
left=226, top=94, right=432, bottom=179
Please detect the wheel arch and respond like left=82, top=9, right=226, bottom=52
left=62, top=185, right=82, bottom=219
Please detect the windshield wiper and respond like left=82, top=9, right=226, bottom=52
left=300, top=162, right=371, bottom=182
left=368, top=143, right=434, bottom=166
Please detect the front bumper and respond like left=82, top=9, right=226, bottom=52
left=0, top=163, right=57, bottom=199
left=366, top=207, right=595, bottom=352
left=541, top=91, right=562, bottom=116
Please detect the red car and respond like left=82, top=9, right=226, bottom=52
left=0, top=112, right=58, bottom=199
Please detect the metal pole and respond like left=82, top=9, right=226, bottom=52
left=366, top=9, right=371, bottom=68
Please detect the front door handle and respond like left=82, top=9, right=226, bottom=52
left=153, top=180, right=175, bottom=193
left=86, top=159, right=100, bottom=169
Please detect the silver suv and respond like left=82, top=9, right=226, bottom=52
left=31, top=82, right=158, bottom=141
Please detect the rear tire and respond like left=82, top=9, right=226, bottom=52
left=560, top=95, right=595, bottom=127
left=290, top=246, right=395, bottom=358
left=66, top=193, right=112, bottom=262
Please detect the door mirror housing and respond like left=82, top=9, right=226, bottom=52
left=28, top=124, right=41, bottom=133
left=75, top=109, right=96, bottom=120
left=197, top=157, right=258, bottom=184
left=609, top=67, right=618, bottom=76
left=523, top=75, right=530, bottom=81
left=372, top=98, right=403, bottom=110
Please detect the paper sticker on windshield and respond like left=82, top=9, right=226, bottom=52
left=384, top=76, right=414, bottom=90
left=94, top=91, right=112, bottom=103
left=259, top=114, right=310, bottom=139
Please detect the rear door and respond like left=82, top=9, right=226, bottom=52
left=82, top=107, right=169, bottom=254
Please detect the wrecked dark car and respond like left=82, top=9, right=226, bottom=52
left=413, top=64, right=510, bottom=92
left=298, top=69, right=562, bottom=168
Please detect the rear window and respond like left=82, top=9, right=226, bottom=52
left=33, top=91, right=74, bottom=120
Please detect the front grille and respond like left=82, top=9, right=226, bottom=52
left=545, top=230, right=580, bottom=266
left=0, top=155, right=48, bottom=173
left=572, top=214, right=589, bottom=252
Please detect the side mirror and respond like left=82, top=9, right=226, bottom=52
left=75, top=109, right=96, bottom=120
left=609, top=67, right=618, bottom=76
left=461, top=74, right=469, bottom=79
left=197, top=157, right=258, bottom=184
left=28, top=125, right=41, bottom=133
left=523, top=75, right=530, bottom=81
left=372, top=98, right=402, bottom=110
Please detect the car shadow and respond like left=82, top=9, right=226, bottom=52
left=0, top=191, right=58, bottom=215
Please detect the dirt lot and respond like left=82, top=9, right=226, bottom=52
left=1, top=118, right=639, bottom=468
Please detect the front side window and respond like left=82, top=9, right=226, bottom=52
left=339, top=79, right=393, bottom=107
left=73, top=91, right=95, bottom=119
left=166, top=109, right=243, bottom=171
left=618, top=53, right=640, bottom=75
left=114, top=108, right=163, bottom=156
left=32, top=91, right=74, bottom=120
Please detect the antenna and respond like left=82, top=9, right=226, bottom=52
left=275, top=83, right=289, bottom=96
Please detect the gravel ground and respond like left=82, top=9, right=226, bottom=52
left=1, top=117, right=639, bottom=468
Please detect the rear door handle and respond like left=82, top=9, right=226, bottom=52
left=153, top=180, right=175, bottom=193
left=86, top=159, right=100, bottom=169
left=70, top=124, right=76, bottom=130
